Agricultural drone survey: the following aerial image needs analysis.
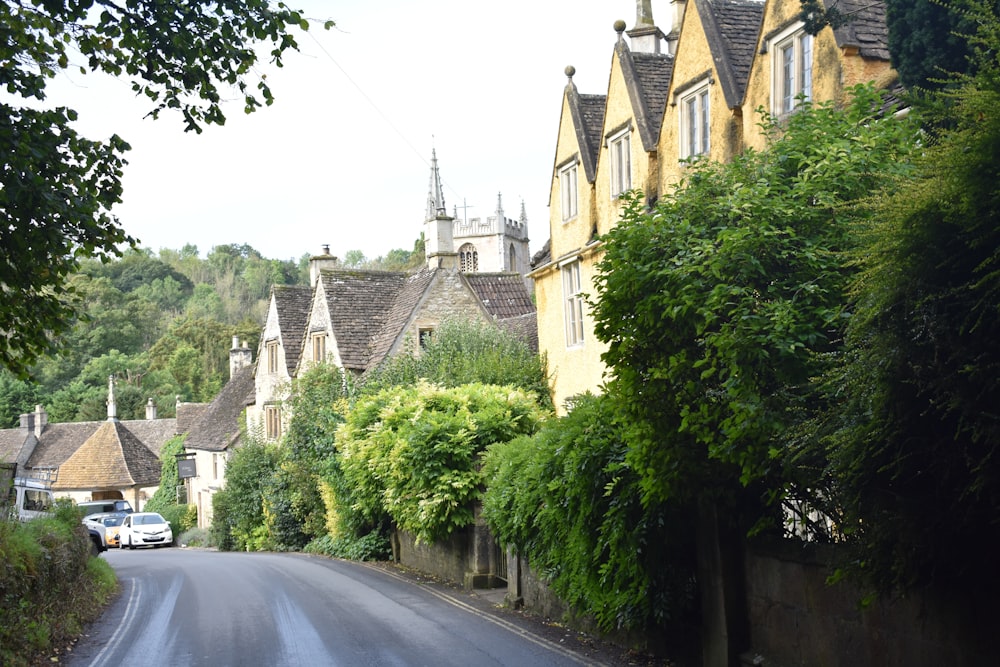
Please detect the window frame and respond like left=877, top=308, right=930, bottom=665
left=266, top=340, right=279, bottom=374
left=559, top=159, right=579, bottom=221
left=311, top=332, right=326, bottom=363
left=607, top=127, right=632, bottom=198
left=770, top=24, right=813, bottom=116
left=265, top=405, right=281, bottom=440
left=562, top=260, right=585, bottom=347
left=680, top=81, right=711, bottom=159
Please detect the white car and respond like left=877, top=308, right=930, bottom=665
left=119, top=512, right=173, bottom=549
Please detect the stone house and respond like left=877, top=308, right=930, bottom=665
left=0, top=383, right=199, bottom=510
left=531, top=0, right=896, bottom=412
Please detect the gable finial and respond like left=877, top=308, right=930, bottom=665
left=106, top=375, right=118, bottom=422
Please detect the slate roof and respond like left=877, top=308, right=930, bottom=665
left=496, top=312, right=540, bottom=353
left=829, top=0, right=891, bottom=61
left=318, top=269, right=409, bottom=373
left=463, top=273, right=536, bottom=319
left=176, top=402, right=208, bottom=435
left=617, top=41, right=675, bottom=151
left=366, top=270, right=437, bottom=371
left=52, top=421, right=161, bottom=490
left=184, top=365, right=256, bottom=452
left=120, top=418, right=179, bottom=457
left=699, top=0, right=766, bottom=109
left=272, top=285, right=313, bottom=375
left=530, top=239, right=552, bottom=269
left=564, top=81, right=607, bottom=184
left=0, top=429, right=26, bottom=464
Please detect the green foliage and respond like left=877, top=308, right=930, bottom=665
left=0, top=371, right=39, bottom=428
left=0, top=0, right=325, bottom=376
left=590, top=85, right=920, bottom=513
left=482, top=393, right=698, bottom=632
left=338, top=382, right=548, bottom=544
left=145, top=435, right=187, bottom=514
left=0, top=506, right=116, bottom=666
left=211, top=435, right=280, bottom=551
left=821, top=5, right=1000, bottom=592
left=285, top=363, right=354, bottom=464
left=158, top=504, right=198, bottom=543
left=303, top=531, right=392, bottom=561
left=362, top=318, right=551, bottom=410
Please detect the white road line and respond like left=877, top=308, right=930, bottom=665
left=87, top=576, right=141, bottom=667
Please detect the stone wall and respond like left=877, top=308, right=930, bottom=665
left=744, top=540, right=992, bottom=667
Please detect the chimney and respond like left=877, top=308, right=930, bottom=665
left=34, top=405, right=46, bottom=437
left=145, top=398, right=157, bottom=420
left=19, top=412, right=34, bottom=434
left=664, top=0, right=687, bottom=56
left=230, top=336, right=253, bottom=378
left=309, top=245, right=339, bottom=287
left=627, top=0, right=666, bottom=54
left=106, top=375, right=118, bottom=422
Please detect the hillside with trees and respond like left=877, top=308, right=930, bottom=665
left=0, top=240, right=424, bottom=427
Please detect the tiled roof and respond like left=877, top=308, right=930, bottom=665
left=700, top=0, right=765, bottom=109
left=495, top=312, right=540, bottom=353
left=618, top=42, right=674, bottom=151
left=184, top=365, right=256, bottom=452
left=463, top=273, right=536, bottom=319
left=176, top=402, right=208, bottom=434
left=122, top=419, right=178, bottom=457
left=320, top=269, right=408, bottom=372
left=0, top=429, right=26, bottom=464
left=366, top=270, right=437, bottom=371
left=566, top=84, right=607, bottom=183
left=52, top=421, right=161, bottom=490
left=273, top=285, right=313, bottom=375
left=530, top=239, right=552, bottom=269
left=830, top=0, right=890, bottom=61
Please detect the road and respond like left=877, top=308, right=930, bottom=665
left=67, top=548, right=601, bottom=667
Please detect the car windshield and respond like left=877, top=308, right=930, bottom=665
left=135, top=514, right=165, bottom=525
left=102, top=516, right=124, bottom=527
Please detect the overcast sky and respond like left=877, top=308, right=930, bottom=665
left=42, top=1, right=675, bottom=262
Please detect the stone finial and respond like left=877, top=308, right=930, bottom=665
left=615, top=19, right=627, bottom=41
left=106, top=375, right=118, bottom=422
left=565, top=65, right=576, bottom=81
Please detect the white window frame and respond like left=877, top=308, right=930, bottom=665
left=562, top=260, right=585, bottom=347
left=559, top=159, right=579, bottom=221
left=607, top=127, right=632, bottom=198
left=770, top=24, right=813, bottom=116
left=680, top=81, right=711, bottom=159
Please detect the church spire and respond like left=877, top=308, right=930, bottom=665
left=425, top=148, right=447, bottom=222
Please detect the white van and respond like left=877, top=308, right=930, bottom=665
left=6, top=477, right=55, bottom=521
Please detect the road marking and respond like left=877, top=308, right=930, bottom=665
left=87, top=576, right=141, bottom=667
left=358, top=563, right=603, bottom=666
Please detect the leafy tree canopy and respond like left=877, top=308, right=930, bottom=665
left=1, top=1, right=329, bottom=376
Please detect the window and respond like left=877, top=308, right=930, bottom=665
left=508, top=244, right=517, bottom=272
left=459, top=243, right=478, bottom=272
left=419, top=328, right=434, bottom=350
left=559, top=160, right=578, bottom=221
left=562, top=261, right=584, bottom=347
left=311, top=332, right=326, bottom=363
left=771, top=26, right=813, bottom=115
left=680, top=84, right=710, bottom=159
left=265, top=406, right=281, bottom=440
left=266, top=340, right=279, bottom=374
left=607, top=128, right=632, bottom=197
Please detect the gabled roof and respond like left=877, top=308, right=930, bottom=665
left=366, top=270, right=438, bottom=371
left=616, top=40, right=674, bottom=151
left=176, top=402, right=208, bottom=435
left=0, top=429, right=27, bottom=464
left=699, top=0, right=766, bottom=109
left=564, top=79, right=607, bottom=183
left=271, top=284, right=313, bottom=375
left=184, top=365, right=255, bottom=452
left=828, top=0, right=890, bottom=61
left=20, top=418, right=175, bottom=472
left=121, top=419, right=180, bottom=457
left=52, top=421, right=161, bottom=490
left=463, top=273, right=536, bottom=320
left=318, top=269, right=408, bottom=372
left=496, top=312, right=540, bottom=353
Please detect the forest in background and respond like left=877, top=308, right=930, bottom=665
left=0, top=238, right=424, bottom=427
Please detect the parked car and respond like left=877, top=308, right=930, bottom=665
left=119, top=512, right=172, bottom=549
left=6, top=477, right=55, bottom=521
left=76, top=499, right=133, bottom=518
left=89, top=512, right=128, bottom=548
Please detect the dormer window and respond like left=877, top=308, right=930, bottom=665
left=559, top=159, right=579, bottom=221
left=607, top=127, right=632, bottom=198
left=680, top=82, right=711, bottom=159
left=770, top=25, right=813, bottom=116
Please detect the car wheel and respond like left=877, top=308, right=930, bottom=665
left=128, top=536, right=136, bottom=550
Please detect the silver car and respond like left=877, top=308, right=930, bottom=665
left=119, top=512, right=173, bottom=549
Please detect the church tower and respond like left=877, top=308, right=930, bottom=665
left=422, top=150, right=530, bottom=276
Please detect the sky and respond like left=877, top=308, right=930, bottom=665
left=38, top=1, right=677, bottom=263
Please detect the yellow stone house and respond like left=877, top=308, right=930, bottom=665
left=532, top=0, right=896, bottom=413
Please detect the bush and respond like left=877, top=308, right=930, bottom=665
left=157, top=504, right=197, bottom=543
left=304, top=532, right=391, bottom=561
left=177, top=527, right=212, bottom=548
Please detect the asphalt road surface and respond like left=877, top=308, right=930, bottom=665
left=66, top=547, right=606, bottom=667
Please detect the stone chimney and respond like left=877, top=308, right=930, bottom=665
left=627, top=0, right=666, bottom=54
left=34, top=405, right=46, bottom=437
left=309, top=245, right=339, bottom=287
left=19, top=412, right=34, bottom=434
left=664, top=0, right=687, bottom=56
left=106, top=376, right=118, bottom=422
left=230, top=336, right=253, bottom=378
left=145, top=398, right=157, bottom=420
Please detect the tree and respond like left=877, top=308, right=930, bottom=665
left=0, top=1, right=329, bottom=375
